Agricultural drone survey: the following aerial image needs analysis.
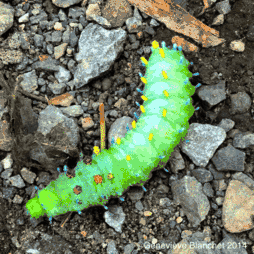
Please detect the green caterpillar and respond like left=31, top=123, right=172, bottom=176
left=26, top=40, right=200, bottom=222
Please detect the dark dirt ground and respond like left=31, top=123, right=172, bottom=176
left=1, top=0, right=254, bottom=253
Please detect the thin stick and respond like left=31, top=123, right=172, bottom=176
left=61, top=212, right=73, bottom=228
left=99, top=103, right=106, bottom=151
left=14, top=77, right=48, bottom=103
left=19, top=88, right=48, bottom=103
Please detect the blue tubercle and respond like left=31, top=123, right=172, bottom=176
left=136, top=88, right=143, bottom=94
left=195, top=83, right=201, bottom=89
left=185, top=98, right=191, bottom=105
left=142, top=186, right=147, bottom=192
left=63, top=165, right=68, bottom=174
left=178, top=127, right=185, bottom=133
left=134, top=112, right=139, bottom=120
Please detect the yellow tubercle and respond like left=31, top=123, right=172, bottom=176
left=116, top=137, right=121, bottom=145
left=126, top=155, right=131, bottom=161
left=162, top=109, right=167, bottom=117
left=141, top=95, right=148, bottom=101
left=140, top=105, right=145, bottom=113
left=148, top=133, right=154, bottom=141
left=162, top=70, right=168, bottom=79
left=132, top=120, right=136, bottom=129
left=159, top=48, right=165, bottom=58
left=140, top=57, right=148, bottom=65
left=141, top=77, right=147, bottom=84
left=163, top=90, right=169, bottom=97
left=152, top=40, right=159, bottom=49
left=93, top=146, right=100, bottom=155
left=107, top=173, right=114, bottom=180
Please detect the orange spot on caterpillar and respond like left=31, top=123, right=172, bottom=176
left=67, top=173, right=73, bottom=178
left=94, top=175, right=103, bottom=184
left=73, top=186, right=82, bottom=194
left=126, top=155, right=131, bottom=161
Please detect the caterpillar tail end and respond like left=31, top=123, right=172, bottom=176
left=26, top=188, right=60, bottom=219
left=26, top=195, right=46, bottom=219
